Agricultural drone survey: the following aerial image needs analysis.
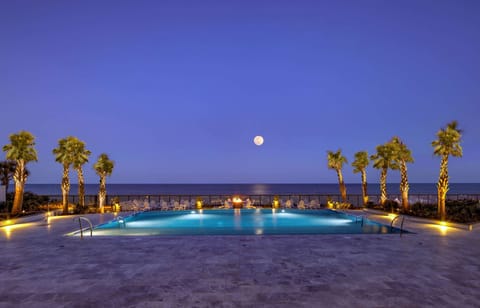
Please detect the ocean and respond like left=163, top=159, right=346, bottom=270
left=10, top=183, right=480, bottom=196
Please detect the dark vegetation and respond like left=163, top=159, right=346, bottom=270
left=0, top=192, right=50, bottom=219
left=366, top=198, right=480, bottom=223
left=409, top=199, right=480, bottom=223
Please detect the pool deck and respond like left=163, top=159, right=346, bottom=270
left=1, top=210, right=479, bottom=307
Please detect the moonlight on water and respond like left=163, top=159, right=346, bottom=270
left=253, top=136, right=264, bottom=146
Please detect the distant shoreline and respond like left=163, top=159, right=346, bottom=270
left=7, top=183, right=480, bottom=196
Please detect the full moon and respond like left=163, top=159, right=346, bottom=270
left=253, top=135, right=264, bottom=146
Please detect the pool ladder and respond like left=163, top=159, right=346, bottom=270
left=116, top=216, right=127, bottom=228
left=354, top=215, right=365, bottom=227
left=390, top=215, right=406, bottom=237
left=73, top=216, right=93, bottom=238
left=354, top=213, right=406, bottom=237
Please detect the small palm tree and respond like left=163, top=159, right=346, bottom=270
left=94, top=153, right=114, bottom=213
left=0, top=160, right=16, bottom=212
left=327, top=150, right=348, bottom=202
left=370, top=142, right=398, bottom=205
left=2, top=131, right=38, bottom=215
left=390, top=137, right=414, bottom=212
left=70, top=138, right=91, bottom=208
left=53, top=137, right=75, bottom=214
left=432, top=121, right=462, bottom=221
left=0, top=160, right=16, bottom=194
left=351, top=151, right=369, bottom=206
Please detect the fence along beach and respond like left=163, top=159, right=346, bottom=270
left=18, top=183, right=480, bottom=209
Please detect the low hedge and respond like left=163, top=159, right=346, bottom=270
left=407, top=199, right=480, bottom=223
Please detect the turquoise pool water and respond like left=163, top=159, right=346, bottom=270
left=92, top=209, right=401, bottom=236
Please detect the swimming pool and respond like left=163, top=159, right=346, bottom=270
left=90, top=209, right=402, bottom=236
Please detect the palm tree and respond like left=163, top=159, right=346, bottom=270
left=432, top=121, right=462, bottom=221
left=390, top=137, right=414, bottom=212
left=327, top=150, right=348, bottom=202
left=70, top=138, right=91, bottom=208
left=0, top=160, right=16, bottom=194
left=2, top=131, right=38, bottom=215
left=0, top=161, right=16, bottom=212
left=370, top=142, right=398, bottom=205
left=53, top=137, right=75, bottom=214
left=351, top=151, right=369, bottom=206
left=94, top=153, right=114, bottom=213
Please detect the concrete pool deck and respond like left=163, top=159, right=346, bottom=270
left=0, top=210, right=479, bottom=307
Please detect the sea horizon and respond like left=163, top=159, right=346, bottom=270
left=9, top=183, right=480, bottom=196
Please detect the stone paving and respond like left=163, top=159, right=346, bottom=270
left=0, top=211, right=479, bottom=307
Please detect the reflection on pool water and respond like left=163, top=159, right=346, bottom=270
left=89, top=209, right=401, bottom=236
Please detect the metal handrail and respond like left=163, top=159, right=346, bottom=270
left=390, top=215, right=406, bottom=236
left=73, top=216, right=93, bottom=238
left=355, top=215, right=365, bottom=227
left=400, top=216, right=405, bottom=237
left=115, top=216, right=126, bottom=228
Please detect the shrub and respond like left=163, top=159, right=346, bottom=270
left=409, top=199, right=480, bottom=223
left=383, top=199, right=400, bottom=213
left=73, top=204, right=89, bottom=214
left=4, top=192, right=50, bottom=212
left=329, top=201, right=352, bottom=209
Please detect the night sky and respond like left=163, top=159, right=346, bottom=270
left=1, top=1, right=479, bottom=184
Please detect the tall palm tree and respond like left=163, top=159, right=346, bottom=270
left=53, top=137, right=75, bottom=214
left=94, top=153, right=114, bottom=213
left=370, top=142, right=398, bottom=205
left=70, top=138, right=91, bottom=208
left=351, top=151, right=369, bottom=206
left=390, top=137, right=414, bottom=212
left=432, top=121, right=462, bottom=221
left=2, top=131, right=38, bottom=215
left=327, top=150, right=348, bottom=202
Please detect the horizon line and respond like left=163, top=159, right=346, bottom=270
left=16, top=182, right=480, bottom=185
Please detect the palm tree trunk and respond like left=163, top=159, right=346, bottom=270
left=361, top=170, right=368, bottom=206
left=11, top=160, right=26, bottom=215
left=380, top=168, right=388, bottom=205
left=61, top=165, right=70, bottom=215
left=11, top=181, right=24, bottom=215
left=437, top=155, right=449, bottom=221
left=98, top=175, right=106, bottom=213
left=336, top=169, right=347, bottom=202
left=76, top=168, right=85, bottom=207
left=400, top=161, right=409, bottom=211
left=3, top=178, right=10, bottom=213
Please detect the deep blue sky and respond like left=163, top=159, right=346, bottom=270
left=1, top=1, right=479, bottom=184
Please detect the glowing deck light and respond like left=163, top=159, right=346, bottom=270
left=388, top=213, right=398, bottom=219
left=436, top=224, right=449, bottom=236
left=1, top=222, right=37, bottom=240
